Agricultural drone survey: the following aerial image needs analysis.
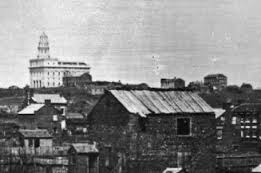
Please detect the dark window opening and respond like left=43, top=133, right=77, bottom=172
left=177, top=118, right=191, bottom=136
left=53, top=127, right=57, bottom=134
left=35, top=139, right=40, bottom=148
left=105, top=146, right=112, bottom=168
left=28, top=139, right=33, bottom=147
left=139, top=117, right=146, bottom=132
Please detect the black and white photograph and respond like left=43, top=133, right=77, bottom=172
left=0, top=0, right=261, bottom=173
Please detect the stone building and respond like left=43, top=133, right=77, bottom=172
left=204, top=74, right=227, bottom=90
left=29, top=32, right=90, bottom=88
left=87, top=89, right=216, bottom=173
left=161, top=77, right=185, bottom=89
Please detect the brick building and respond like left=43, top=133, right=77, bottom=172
left=204, top=74, right=227, bottom=90
left=87, top=89, right=216, bottom=173
left=218, top=103, right=261, bottom=152
left=216, top=103, right=261, bottom=172
left=161, top=77, right=185, bottom=89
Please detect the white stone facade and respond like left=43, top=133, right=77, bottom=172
left=29, top=33, right=90, bottom=88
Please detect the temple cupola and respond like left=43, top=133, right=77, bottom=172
left=37, top=32, right=50, bottom=59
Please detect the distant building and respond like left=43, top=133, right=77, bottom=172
left=18, top=101, right=64, bottom=133
left=63, top=72, right=92, bottom=87
left=30, top=93, right=67, bottom=115
left=29, top=32, right=90, bottom=88
left=88, top=89, right=216, bottom=173
left=241, top=83, right=253, bottom=93
left=187, top=81, right=210, bottom=93
left=204, top=73, right=227, bottom=90
left=161, top=77, right=185, bottom=89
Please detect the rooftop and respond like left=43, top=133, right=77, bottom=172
left=19, top=129, right=52, bottom=138
left=32, top=94, right=67, bottom=104
left=204, top=73, right=227, bottom=78
left=18, top=104, right=44, bottom=115
left=70, top=143, right=98, bottom=154
left=109, top=89, right=214, bottom=117
left=66, top=112, right=84, bottom=119
left=232, top=103, right=261, bottom=112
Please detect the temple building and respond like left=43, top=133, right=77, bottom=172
left=29, top=32, right=90, bottom=88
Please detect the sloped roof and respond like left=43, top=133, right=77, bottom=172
left=66, top=112, right=84, bottom=119
left=109, top=90, right=213, bottom=116
left=71, top=143, right=98, bottom=154
left=18, top=104, right=44, bottom=115
left=232, top=103, right=261, bottom=112
left=163, top=168, right=182, bottom=173
left=32, top=94, right=67, bottom=104
left=213, top=108, right=226, bottom=119
left=252, top=164, right=261, bottom=172
left=19, top=129, right=52, bottom=138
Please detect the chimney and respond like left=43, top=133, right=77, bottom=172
left=44, top=99, right=51, bottom=106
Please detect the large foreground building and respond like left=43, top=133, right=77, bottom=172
left=29, top=32, right=90, bottom=88
left=88, top=89, right=216, bottom=173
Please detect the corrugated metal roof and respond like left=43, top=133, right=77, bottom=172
left=32, top=94, right=67, bottom=104
left=110, top=90, right=213, bottom=116
left=18, top=104, right=44, bottom=115
left=19, top=129, right=52, bottom=138
left=71, top=143, right=98, bottom=153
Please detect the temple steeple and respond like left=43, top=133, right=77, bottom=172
left=37, top=32, right=50, bottom=59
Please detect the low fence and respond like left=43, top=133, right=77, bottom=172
left=0, top=146, right=70, bottom=156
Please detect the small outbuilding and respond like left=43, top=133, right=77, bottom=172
left=68, top=143, right=99, bottom=173
left=18, top=129, right=53, bottom=148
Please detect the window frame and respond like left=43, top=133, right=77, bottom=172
left=176, top=117, right=192, bottom=137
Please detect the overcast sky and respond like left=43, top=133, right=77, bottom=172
left=1, top=0, right=261, bottom=88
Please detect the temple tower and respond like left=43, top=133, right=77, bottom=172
left=37, top=32, right=50, bottom=59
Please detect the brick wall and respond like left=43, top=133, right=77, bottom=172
left=88, top=93, right=216, bottom=173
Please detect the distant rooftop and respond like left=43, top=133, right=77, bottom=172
left=32, top=94, right=67, bottom=104
left=232, top=103, right=261, bottom=112
left=18, top=104, right=44, bottom=115
left=204, top=73, right=227, bottom=78
left=71, top=143, right=98, bottom=154
left=66, top=112, right=84, bottom=119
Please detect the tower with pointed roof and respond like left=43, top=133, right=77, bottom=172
left=37, top=32, right=50, bottom=59
left=29, top=32, right=90, bottom=88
